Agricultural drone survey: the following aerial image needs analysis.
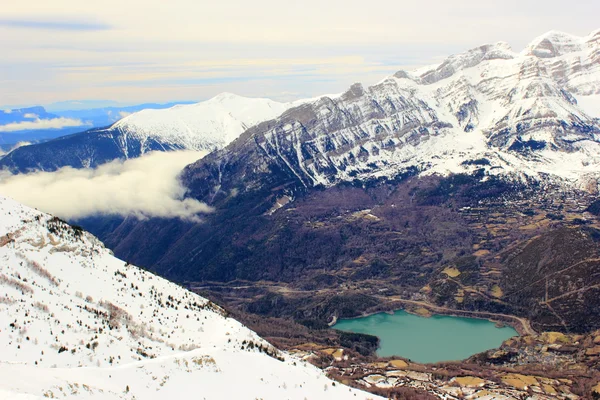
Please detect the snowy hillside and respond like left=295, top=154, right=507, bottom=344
left=0, top=195, right=378, bottom=399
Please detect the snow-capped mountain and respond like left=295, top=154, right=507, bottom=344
left=183, top=29, right=600, bottom=200
left=0, top=94, right=301, bottom=173
left=112, top=93, right=297, bottom=152
left=0, top=195, right=378, bottom=399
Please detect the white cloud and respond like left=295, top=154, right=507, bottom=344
left=118, top=111, right=132, bottom=118
left=0, top=117, right=89, bottom=132
left=0, top=150, right=211, bottom=220
left=3, top=109, right=12, bottom=114
left=23, top=113, right=38, bottom=119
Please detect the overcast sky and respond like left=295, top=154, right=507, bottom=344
left=1, top=0, right=599, bottom=107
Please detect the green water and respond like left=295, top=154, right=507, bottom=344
left=333, top=310, right=518, bottom=364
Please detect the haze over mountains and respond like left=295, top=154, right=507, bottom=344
left=0, top=106, right=76, bottom=147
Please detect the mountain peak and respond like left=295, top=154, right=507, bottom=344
left=208, top=92, right=246, bottom=102
left=587, top=28, right=600, bottom=44
left=341, top=82, right=366, bottom=101
left=524, top=30, right=584, bottom=58
left=0, top=92, right=299, bottom=173
left=111, top=93, right=292, bottom=147
left=417, top=41, right=516, bottom=84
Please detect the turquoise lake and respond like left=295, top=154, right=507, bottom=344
left=333, top=310, right=518, bottom=364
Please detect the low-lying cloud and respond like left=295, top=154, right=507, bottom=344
left=0, top=117, right=89, bottom=132
left=0, top=151, right=211, bottom=220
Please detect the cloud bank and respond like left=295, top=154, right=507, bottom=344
left=0, top=117, right=89, bottom=132
left=0, top=151, right=211, bottom=220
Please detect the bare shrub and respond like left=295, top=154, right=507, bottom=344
left=127, top=320, right=149, bottom=340
left=16, top=254, right=59, bottom=286
left=0, top=234, right=13, bottom=247
left=33, top=301, right=50, bottom=313
left=0, top=273, right=33, bottom=293
left=27, top=260, right=59, bottom=287
left=0, top=295, right=16, bottom=304
left=178, top=343, right=201, bottom=351
left=99, top=301, right=132, bottom=329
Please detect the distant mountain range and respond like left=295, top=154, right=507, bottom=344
left=3, top=30, right=600, bottom=185
left=0, top=94, right=305, bottom=171
left=0, top=102, right=193, bottom=146
left=0, top=106, right=65, bottom=145
left=0, top=106, right=58, bottom=124
left=178, top=29, right=600, bottom=196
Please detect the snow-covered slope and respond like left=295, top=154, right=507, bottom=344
left=184, top=29, right=600, bottom=199
left=0, top=195, right=378, bottom=399
left=112, top=93, right=300, bottom=152
left=0, top=94, right=303, bottom=173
